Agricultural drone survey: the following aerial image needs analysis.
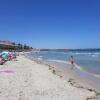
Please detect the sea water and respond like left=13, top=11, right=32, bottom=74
left=28, top=51, right=100, bottom=81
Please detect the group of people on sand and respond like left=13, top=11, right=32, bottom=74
left=0, top=51, right=17, bottom=65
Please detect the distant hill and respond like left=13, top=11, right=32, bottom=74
left=0, top=40, right=33, bottom=51
left=0, top=40, right=16, bottom=45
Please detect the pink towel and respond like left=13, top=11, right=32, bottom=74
left=0, top=70, right=14, bottom=74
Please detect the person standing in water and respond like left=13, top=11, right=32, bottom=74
left=70, top=56, right=75, bottom=69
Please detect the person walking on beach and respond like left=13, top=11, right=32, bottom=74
left=70, top=56, right=75, bottom=69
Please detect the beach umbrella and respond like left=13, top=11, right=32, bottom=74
left=2, top=51, right=9, bottom=54
left=2, top=54, right=8, bottom=59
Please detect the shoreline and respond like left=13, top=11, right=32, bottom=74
left=25, top=54, right=100, bottom=99
left=25, top=54, right=100, bottom=90
left=30, top=51, right=100, bottom=76
left=0, top=54, right=100, bottom=100
left=47, top=59, right=100, bottom=78
left=24, top=54, right=100, bottom=93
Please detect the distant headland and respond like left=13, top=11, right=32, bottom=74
left=0, top=40, right=33, bottom=51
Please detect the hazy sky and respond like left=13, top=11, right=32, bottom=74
left=0, top=0, right=100, bottom=48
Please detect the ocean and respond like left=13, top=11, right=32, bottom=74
left=28, top=51, right=100, bottom=81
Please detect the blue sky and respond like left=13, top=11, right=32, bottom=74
left=0, top=0, right=100, bottom=49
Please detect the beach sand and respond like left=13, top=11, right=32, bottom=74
left=0, top=55, right=100, bottom=100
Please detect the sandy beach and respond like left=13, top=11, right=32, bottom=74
left=0, top=55, right=100, bottom=100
